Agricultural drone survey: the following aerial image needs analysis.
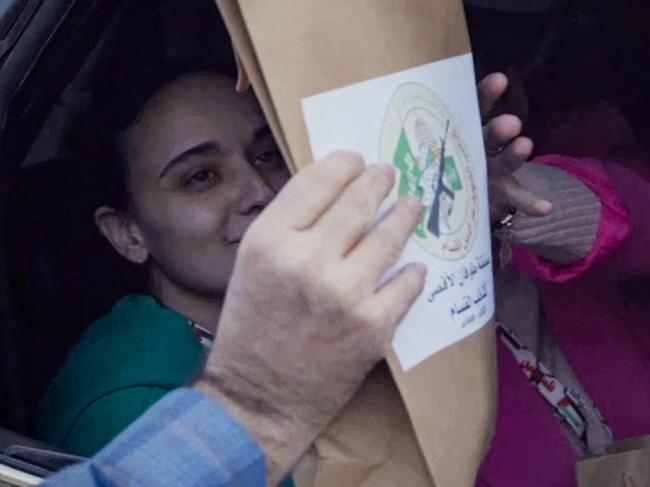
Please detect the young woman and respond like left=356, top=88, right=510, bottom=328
left=37, top=62, right=291, bottom=459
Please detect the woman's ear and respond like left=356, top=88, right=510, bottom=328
left=94, top=206, right=149, bottom=264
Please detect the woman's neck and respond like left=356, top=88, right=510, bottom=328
left=149, top=269, right=223, bottom=334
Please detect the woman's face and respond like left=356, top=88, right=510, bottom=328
left=119, top=73, right=290, bottom=297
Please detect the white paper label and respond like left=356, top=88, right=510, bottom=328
left=302, top=53, right=495, bottom=371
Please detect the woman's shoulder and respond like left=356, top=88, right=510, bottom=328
left=38, top=295, right=205, bottom=448
left=80, top=294, right=189, bottom=340
left=51, top=294, right=205, bottom=391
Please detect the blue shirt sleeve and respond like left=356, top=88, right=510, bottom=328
left=40, top=388, right=266, bottom=486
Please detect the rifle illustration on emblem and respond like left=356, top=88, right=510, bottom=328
left=393, top=115, right=462, bottom=240
left=427, top=119, right=453, bottom=237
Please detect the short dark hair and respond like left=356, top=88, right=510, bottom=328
left=70, top=58, right=236, bottom=210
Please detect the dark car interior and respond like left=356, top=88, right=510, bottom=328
left=0, top=0, right=648, bottom=481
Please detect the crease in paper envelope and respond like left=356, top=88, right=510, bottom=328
left=302, top=54, right=495, bottom=371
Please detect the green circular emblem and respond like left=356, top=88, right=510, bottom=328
left=380, top=82, right=478, bottom=260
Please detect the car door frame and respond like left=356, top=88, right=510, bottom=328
left=0, top=0, right=122, bottom=433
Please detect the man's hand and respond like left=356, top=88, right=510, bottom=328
left=194, top=151, right=426, bottom=485
left=479, top=72, right=552, bottom=222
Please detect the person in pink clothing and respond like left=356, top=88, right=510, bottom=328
left=477, top=75, right=650, bottom=486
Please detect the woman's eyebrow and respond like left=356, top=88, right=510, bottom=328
left=159, top=141, right=221, bottom=179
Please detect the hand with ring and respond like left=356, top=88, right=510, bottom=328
left=478, top=72, right=553, bottom=226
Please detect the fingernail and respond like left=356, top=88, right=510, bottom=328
left=415, top=263, right=428, bottom=277
left=404, top=195, right=422, bottom=213
left=333, top=150, right=363, bottom=163
left=536, top=200, right=553, bottom=213
left=377, top=163, right=395, bottom=180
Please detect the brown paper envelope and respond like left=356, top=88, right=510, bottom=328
left=215, top=2, right=498, bottom=485
left=294, top=363, right=434, bottom=487
left=234, top=0, right=471, bottom=170
left=386, top=322, right=497, bottom=487
left=577, top=448, right=650, bottom=487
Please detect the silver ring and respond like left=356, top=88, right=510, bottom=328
left=493, top=208, right=516, bottom=240
left=494, top=209, right=516, bottom=230
left=486, top=145, right=506, bottom=157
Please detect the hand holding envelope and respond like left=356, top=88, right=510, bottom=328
left=215, top=1, right=498, bottom=485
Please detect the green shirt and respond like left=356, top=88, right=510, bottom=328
left=38, top=295, right=206, bottom=456
left=38, top=295, right=297, bottom=487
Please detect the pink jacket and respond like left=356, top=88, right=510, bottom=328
left=478, top=106, right=650, bottom=486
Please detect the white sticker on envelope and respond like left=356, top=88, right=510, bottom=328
left=302, top=53, right=495, bottom=371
